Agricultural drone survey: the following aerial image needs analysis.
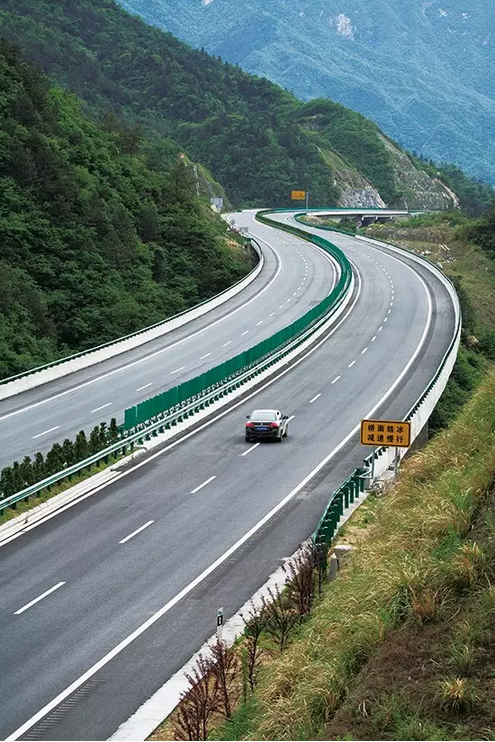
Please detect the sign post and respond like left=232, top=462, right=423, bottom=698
left=360, top=419, right=411, bottom=483
left=216, top=607, right=224, bottom=642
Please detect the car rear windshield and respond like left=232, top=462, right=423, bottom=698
left=250, top=410, right=277, bottom=421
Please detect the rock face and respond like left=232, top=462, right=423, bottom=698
left=120, top=0, right=495, bottom=186
left=381, top=136, right=459, bottom=211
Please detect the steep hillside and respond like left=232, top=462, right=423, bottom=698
left=0, top=0, right=456, bottom=209
left=121, top=0, right=495, bottom=187
left=0, top=40, right=251, bottom=378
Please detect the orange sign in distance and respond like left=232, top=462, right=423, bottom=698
left=291, top=190, right=306, bottom=200
left=360, top=419, right=411, bottom=448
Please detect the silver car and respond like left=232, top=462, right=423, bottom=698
left=245, top=409, right=289, bottom=442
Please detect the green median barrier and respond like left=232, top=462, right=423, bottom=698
left=122, top=210, right=352, bottom=432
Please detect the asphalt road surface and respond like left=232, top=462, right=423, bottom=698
left=0, top=215, right=338, bottom=468
left=0, top=213, right=457, bottom=740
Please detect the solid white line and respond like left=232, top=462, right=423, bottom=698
left=90, top=403, right=112, bottom=413
left=309, top=393, right=321, bottom=404
left=331, top=376, right=341, bottom=384
left=32, top=426, right=60, bottom=440
left=222, top=341, right=232, bottom=347
left=135, top=383, right=152, bottom=392
left=361, top=347, right=368, bottom=354
left=190, top=476, right=216, bottom=494
left=241, top=443, right=260, bottom=457
left=0, top=238, right=285, bottom=424
left=14, top=582, right=65, bottom=615
left=348, top=360, right=356, bottom=367
left=241, top=331, right=249, bottom=336
left=6, top=244, right=436, bottom=741
left=200, top=353, right=211, bottom=360
left=287, top=415, right=296, bottom=422
left=119, top=521, right=154, bottom=544
left=171, top=367, right=185, bottom=374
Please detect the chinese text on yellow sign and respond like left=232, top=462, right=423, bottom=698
left=291, top=190, right=306, bottom=200
left=360, top=419, right=411, bottom=448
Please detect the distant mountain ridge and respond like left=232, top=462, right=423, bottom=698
left=0, top=0, right=465, bottom=211
left=119, top=0, right=495, bottom=186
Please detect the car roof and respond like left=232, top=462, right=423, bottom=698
left=250, top=409, right=279, bottom=417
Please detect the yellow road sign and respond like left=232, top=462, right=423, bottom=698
left=291, top=190, right=306, bottom=200
left=360, top=419, right=411, bottom=448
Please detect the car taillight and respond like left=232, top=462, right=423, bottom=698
left=269, top=422, right=279, bottom=428
left=246, top=422, right=254, bottom=428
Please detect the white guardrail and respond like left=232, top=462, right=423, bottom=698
left=0, top=241, right=263, bottom=401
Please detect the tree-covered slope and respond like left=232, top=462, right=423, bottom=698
left=0, top=0, right=459, bottom=209
left=120, top=0, right=495, bottom=187
left=0, top=40, right=250, bottom=379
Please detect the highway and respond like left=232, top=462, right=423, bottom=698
left=0, top=217, right=338, bottom=469
left=0, top=212, right=458, bottom=740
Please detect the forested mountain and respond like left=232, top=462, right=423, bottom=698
left=0, top=40, right=251, bottom=378
left=120, top=0, right=495, bottom=187
left=0, top=0, right=464, bottom=210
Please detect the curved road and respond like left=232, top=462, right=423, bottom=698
left=0, top=222, right=338, bottom=468
left=0, top=213, right=457, bottom=741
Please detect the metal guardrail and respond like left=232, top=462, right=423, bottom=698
left=0, top=236, right=261, bottom=387
left=1, top=221, right=353, bottom=516
left=312, top=233, right=462, bottom=548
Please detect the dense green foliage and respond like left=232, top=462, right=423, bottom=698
left=0, top=40, right=250, bottom=378
left=0, top=0, right=446, bottom=208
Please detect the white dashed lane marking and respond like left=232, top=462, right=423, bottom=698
left=32, top=426, right=60, bottom=440
left=241, top=443, right=260, bottom=457
left=191, top=476, right=217, bottom=494
left=14, top=582, right=65, bottom=616
left=119, top=521, right=154, bottom=545
left=91, top=403, right=112, bottom=413
left=309, top=393, right=321, bottom=404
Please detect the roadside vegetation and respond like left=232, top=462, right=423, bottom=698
left=147, top=366, right=495, bottom=741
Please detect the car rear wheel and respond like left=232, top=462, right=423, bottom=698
left=245, top=436, right=251, bottom=442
